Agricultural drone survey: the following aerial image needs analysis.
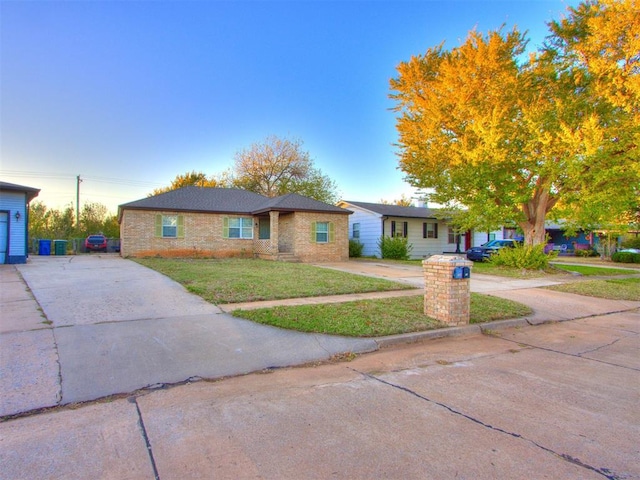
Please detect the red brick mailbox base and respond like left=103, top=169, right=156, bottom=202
left=423, top=255, right=473, bottom=326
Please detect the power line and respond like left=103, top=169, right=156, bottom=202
left=1, top=170, right=165, bottom=188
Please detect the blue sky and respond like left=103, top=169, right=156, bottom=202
left=1, top=0, right=577, bottom=214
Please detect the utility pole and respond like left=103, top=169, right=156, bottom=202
left=76, top=175, right=82, bottom=227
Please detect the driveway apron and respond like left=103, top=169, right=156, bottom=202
left=11, top=256, right=376, bottom=407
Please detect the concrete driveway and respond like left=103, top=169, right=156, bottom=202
left=0, top=256, right=377, bottom=416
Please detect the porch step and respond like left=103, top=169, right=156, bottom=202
left=277, top=253, right=300, bottom=262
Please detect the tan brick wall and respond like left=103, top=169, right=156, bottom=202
left=120, top=209, right=350, bottom=262
left=278, top=213, right=294, bottom=253
left=423, top=255, right=472, bottom=325
left=120, top=210, right=254, bottom=258
left=290, top=212, right=349, bottom=263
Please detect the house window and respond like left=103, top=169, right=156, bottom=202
left=312, top=221, right=334, bottom=243
left=423, top=222, right=438, bottom=239
left=352, top=223, right=360, bottom=239
left=163, top=215, right=178, bottom=238
left=155, top=214, right=184, bottom=238
left=448, top=227, right=456, bottom=244
left=316, top=222, right=329, bottom=243
left=503, top=228, right=517, bottom=239
left=224, top=217, right=253, bottom=239
left=391, top=221, right=408, bottom=237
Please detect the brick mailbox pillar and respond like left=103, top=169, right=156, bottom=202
left=423, top=255, right=473, bottom=326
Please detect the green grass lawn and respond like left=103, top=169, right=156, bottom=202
left=232, top=294, right=533, bottom=337
left=134, top=258, right=415, bottom=304
left=546, top=278, right=640, bottom=301
left=550, top=264, right=635, bottom=276
left=136, top=257, right=533, bottom=336
left=136, top=257, right=638, bottom=338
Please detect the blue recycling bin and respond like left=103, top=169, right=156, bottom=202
left=38, top=239, right=52, bottom=256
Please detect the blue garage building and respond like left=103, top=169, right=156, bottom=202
left=0, top=181, right=40, bottom=264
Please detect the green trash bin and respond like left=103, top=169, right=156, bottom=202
left=53, top=240, right=68, bottom=255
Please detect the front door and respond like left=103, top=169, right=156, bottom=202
left=465, top=230, right=472, bottom=250
left=258, top=217, right=270, bottom=239
left=0, top=212, right=8, bottom=264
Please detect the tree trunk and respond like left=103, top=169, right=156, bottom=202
left=519, top=188, right=555, bottom=246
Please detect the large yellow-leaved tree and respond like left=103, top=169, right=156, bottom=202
left=390, top=0, right=639, bottom=246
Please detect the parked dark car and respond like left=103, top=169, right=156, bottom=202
left=85, top=234, right=108, bottom=253
left=466, top=239, right=519, bottom=261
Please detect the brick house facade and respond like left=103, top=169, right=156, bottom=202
left=118, top=187, right=351, bottom=262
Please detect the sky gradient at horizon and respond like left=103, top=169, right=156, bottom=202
left=1, top=0, right=577, bottom=214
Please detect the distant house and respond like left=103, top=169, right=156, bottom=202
left=118, top=187, right=351, bottom=262
left=337, top=200, right=467, bottom=259
left=0, top=181, right=40, bottom=264
left=337, top=200, right=522, bottom=259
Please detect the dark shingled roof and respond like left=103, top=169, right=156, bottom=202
left=119, top=187, right=350, bottom=215
left=343, top=200, right=438, bottom=219
left=0, top=181, right=40, bottom=202
left=254, top=193, right=349, bottom=214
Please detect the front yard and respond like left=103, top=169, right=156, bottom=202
left=135, top=257, right=532, bottom=336
left=232, top=294, right=531, bottom=337
left=136, top=257, right=638, bottom=337
left=135, top=258, right=415, bottom=304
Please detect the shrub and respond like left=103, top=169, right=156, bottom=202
left=612, top=252, right=640, bottom=263
left=489, top=243, right=556, bottom=270
left=349, top=240, right=364, bottom=258
left=575, top=248, right=598, bottom=257
left=377, top=235, right=413, bottom=260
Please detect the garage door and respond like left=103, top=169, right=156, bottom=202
left=0, top=212, right=7, bottom=264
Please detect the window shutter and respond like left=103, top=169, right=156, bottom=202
left=434, top=223, right=438, bottom=239
left=423, top=222, right=427, bottom=239
left=177, top=215, right=185, bottom=238
left=311, top=222, right=317, bottom=243
left=155, top=214, right=162, bottom=238
left=403, top=222, right=408, bottom=237
left=328, top=222, right=335, bottom=243
left=223, top=217, right=230, bottom=238
left=391, top=221, right=396, bottom=237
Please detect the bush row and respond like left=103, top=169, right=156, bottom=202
left=490, top=244, right=556, bottom=270
left=612, top=252, right=640, bottom=263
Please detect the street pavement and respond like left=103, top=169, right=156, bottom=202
left=1, top=311, right=638, bottom=479
left=1, top=255, right=639, bottom=479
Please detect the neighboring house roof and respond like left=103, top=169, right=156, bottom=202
left=0, top=181, right=40, bottom=202
left=119, top=187, right=351, bottom=218
left=340, top=200, right=438, bottom=219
